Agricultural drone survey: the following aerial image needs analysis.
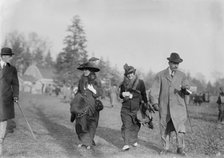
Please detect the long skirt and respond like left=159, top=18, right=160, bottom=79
left=75, top=111, right=99, bottom=146
left=121, top=111, right=141, bottom=145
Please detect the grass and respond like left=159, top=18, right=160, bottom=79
left=2, top=92, right=224, bottom=158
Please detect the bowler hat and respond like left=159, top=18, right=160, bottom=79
left=1, top=47, right=14, bottom=56
left=167, top=52, right=183, bottom=63
left=123, top=63, right=136, bottom=76
left=77, top=62, right=100, bottom=72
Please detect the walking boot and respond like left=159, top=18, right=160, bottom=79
left=177, top=148, right=186, bottom=156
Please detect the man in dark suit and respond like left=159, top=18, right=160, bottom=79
left=0, top=47, right=19, bottom=155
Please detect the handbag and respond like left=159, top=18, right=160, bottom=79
left=95, top=99, right=104, bottom=111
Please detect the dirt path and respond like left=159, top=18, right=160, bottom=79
left=3, top=92, right=222, bottom=158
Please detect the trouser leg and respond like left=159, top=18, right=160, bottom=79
left=0, top=121, right=7, bottom=141
left=161, top=131, right=170, bottom=150
left=176, top=132, right=185, bottom=149
left=160, top=119, right=175, bottom=150
left=0, top=121, right=7, bottom=155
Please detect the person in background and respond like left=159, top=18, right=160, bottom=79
left=149, top=52, right=190, bottom=156
left=119, top=63, right=148, bottom=151
left=0, top=47, right=19, bottom=155
left=109, top=84, right=118, bottom=108
left=70, top=61, right=102, bottom=149
left=217, top=87, right=224, bottom=124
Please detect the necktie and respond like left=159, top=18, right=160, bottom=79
left=171, top=71, right=174, bottom=78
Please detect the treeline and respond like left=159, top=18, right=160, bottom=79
left=143, top=71, right=224, bottom=96
left=3, top=31, right=55, bottom=74
left=54, top=15, right=122, bottom=86
left=2, top=15, right=122, bottom=87
left=3, top=15, right=223, bottom=95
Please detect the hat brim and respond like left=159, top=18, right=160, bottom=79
left=167, top=58, right=183, bottom=63
left=77, top=66, right=100, bottom=72
left=1, top=53, right=14, bottom=56
left=125, top=69, right=136, bottom=76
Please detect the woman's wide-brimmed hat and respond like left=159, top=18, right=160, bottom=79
left=123, top=63, right=136, bottom=76
left=167, top=52, right=183, bottom=63
left=77, top=62, right=100, bottom=72
left=1, top=47, right=14, bottom=56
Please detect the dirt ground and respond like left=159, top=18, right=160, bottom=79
left=2, top=92, right=224, bottom=158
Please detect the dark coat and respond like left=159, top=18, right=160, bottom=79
left=120, top=77, right=148, bottom=114
left=0, top=63, right=19, bottom=121
left=71, top=73, right=102, bottom=146
left=119, top=76, right=147, bottom=145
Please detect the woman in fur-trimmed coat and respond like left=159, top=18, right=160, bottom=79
left=70, top=61, right=102, bottom=149
left=119, top=63, right=148, bottom=151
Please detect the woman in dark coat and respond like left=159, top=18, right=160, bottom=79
left=70, top=61, right=102, bottom=149
left=119, top=63, right=148, bottom=151
left=0, top=47, right=19, bottom=155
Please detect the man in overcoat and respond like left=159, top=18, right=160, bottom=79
left=149, top=52, right=190, bottom=156
left=0, top=47, right=19, bottom=155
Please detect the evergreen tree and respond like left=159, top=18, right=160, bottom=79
left=44, top=50, right=54, bottom=68
left=55, top=15, right=88, bottom=85
left=3, top=31, right=26, bottom=68
left=33, top=47, right=44, bottom=67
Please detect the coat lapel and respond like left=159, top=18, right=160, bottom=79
left=165, top=68, right=172, bottom=82
left=0, top=64, right=10, bottom=79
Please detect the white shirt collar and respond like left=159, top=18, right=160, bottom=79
left=168, top=67, right=173, bottom=75
left=0, top=60, right=6, bottom=69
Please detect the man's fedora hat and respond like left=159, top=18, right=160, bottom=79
left=77, top=62, right=100, bottom=72
left=1, top=47, right=14, bottom=56
left=123, top=63, right=136, bottom=76
left=167, top=52, right=183, bottom=63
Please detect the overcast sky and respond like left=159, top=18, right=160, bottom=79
left=1, top=0, right=224, bottom=83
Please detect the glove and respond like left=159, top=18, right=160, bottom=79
left=122, top=92, right=131, bottom=97
left=13, top=97, right=18, bottom=103
left=70, top=113, right=76, bottom=123
left=152, top=103, right=159, bottom=111
left=181, top=85, right=192, bottom=95
left=87, top=84, right=97, bottom=94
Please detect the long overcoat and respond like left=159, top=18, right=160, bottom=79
left=0, top=63, right=19, bottom=121
left=149, top=68, right=189, bottom=133
left=71, top=74, right=102, bottom=146
left=119, top=77, right=148, bottom=144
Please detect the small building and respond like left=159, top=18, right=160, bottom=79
left=20, top=64, right=55, bottom=94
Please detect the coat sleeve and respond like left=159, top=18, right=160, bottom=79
left=92, top=78, right=103, bottom=98
left=12, top=67, right=19, bottom=98
left=119, top=84, right=125, bottom=99
left=140, top=80, right=148, bottom=103
left=149, top=74, right=161, bottom=105
left=217, top=95, right=221, bottom=104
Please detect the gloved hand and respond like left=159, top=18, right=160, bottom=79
left=13, top=97, right=19, bottom=103
left=122, top=92, right=130, bottom=97
left=181, top=85, right=192, bottom=95
left=122, top=92, right=133, bottom=98
left=70, top=113, right=76, bottom=123
left=152, top=103, right=159, bottom=111
left=87, top=84, right=96, bottom=94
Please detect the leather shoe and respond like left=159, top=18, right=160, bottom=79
left=92, top=140, right=96, bottom=146
left=122, top=145, right=130, bottom=151
left=177, top=148, right=186, bottom=156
